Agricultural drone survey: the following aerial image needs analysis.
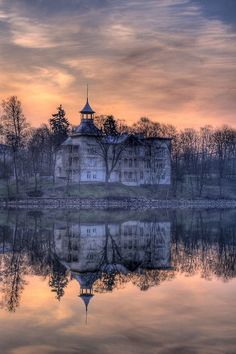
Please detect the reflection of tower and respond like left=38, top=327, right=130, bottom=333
left=72, top=271, right=99, bottom=324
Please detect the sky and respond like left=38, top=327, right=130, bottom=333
left=0, top=0, right=236, bottom=129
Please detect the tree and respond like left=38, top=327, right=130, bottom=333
left=95, top=116, right=129, bottom=183
left=1, top=96, right=29, bottom=194
left=49, top=105, right=70, bottom=182
left=103, top=115, right=118, bottom=136
left=212, top=126, right=236, bottom=197
left=49, top=105, right=69, bottom=148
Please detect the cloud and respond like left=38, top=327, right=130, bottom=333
left=0, top=0, right=235, bottom=128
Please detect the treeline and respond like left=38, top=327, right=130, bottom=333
left=1, top=209, right=236, bottom=311
left=0, top=95, right=236, bottom=198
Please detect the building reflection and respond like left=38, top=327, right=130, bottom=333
left=0, top=209, right=236, bottom=313
left=54, top=219, right=172, bottom=312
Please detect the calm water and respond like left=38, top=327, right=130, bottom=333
left=0, top=209, right=236, bottom=354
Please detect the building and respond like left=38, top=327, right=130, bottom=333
left=55, top=96, right=171, bottom=185
left=54, top=219, right=171, bottom=273
left=53, top=218, right=172, bottom=315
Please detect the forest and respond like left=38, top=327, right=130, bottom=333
left=0, top=96, right=236, bottom=199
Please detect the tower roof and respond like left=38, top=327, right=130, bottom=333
left=79, top=293, right=94, bottom=309
left=80, top=99, right=95, bottom=114
left=74, top=118, right=101, bottom=136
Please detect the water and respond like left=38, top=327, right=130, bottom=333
left=0, top=209, right=236, bottom=354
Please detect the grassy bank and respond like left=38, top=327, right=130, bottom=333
left=0, top=177, right=236, bottom=200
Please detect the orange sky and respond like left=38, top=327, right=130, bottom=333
left=0, top=0, right=236, bottom=129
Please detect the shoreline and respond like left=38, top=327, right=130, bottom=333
left=1, top=197, right=236, bottom=209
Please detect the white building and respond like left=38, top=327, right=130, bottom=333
left=54, top=220, right=171, bottom=273
left=55, top=97, right=171, bottom=185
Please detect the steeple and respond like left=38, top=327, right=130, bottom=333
left=74, top=87, right=100, bottom=136
left=72, top=272, right=98, bottom=324
left=80, top=84, right=95, bottom=119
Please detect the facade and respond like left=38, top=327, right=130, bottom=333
left=54, top=218, right=171, bottom=314
left=54, top=220, right=171, bottom=273
left=55, top=98, right=171, bottom=185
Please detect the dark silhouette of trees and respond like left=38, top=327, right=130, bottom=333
left=1, top=96, right=29, bottom=194
left=49, top=105, right=70, bottom=183
left=49, top=105, right=70, bottom=148
left=95, top=116, right=129, bottom=183
left=49, top=258, right=68, bottom=301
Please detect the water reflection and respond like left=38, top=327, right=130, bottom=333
left=0, top=209, right=236, bottom=313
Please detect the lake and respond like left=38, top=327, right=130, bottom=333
left=0, top=208, right=236, bottom=354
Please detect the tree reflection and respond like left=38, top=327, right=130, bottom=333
left=0, top=209, right=236, bottom=312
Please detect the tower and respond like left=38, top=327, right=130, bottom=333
left=80, top=85, right=95, bottom=120
left=72, top=271, right=99, bottom=324
left=74, top=87, right=100, bottom=136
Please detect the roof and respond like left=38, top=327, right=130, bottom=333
left=79, top=294, right=94, bottom=309
left=61, top=137, right=73, bottom=145
left=103, top=133, right=129, bottom=144
left=80, top=99, right=95, bottom=114
left=72, top=271, right=100, bottom=288
left=102, top=133, right=145, bottom=145
left=74, top=119, right=101, bottom=136
left=146, top=136, right=172, bottom=141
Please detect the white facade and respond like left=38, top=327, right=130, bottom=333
left=54, top=220, right=171, bottom=273
left=55, top=99, right=171, bottom=186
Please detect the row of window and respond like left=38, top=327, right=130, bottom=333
left=87, top=172, right=97, bottom=179
left=66, top=145, right=166, bottom=156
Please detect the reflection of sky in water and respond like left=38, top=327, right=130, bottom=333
left=0, top=209, right=236, bottom=354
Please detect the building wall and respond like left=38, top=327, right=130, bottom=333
left=54, top=220, right=171, bottom=273
left=55, top=135, right=171, bottom=185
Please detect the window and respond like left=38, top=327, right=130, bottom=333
left=157, top=147, right=166, bottom=157
left=140, top=171, right=144, bottom=179
left=124, top=158, right=128, bottom=167
left=128, top=172, right=132, bottom=180
left=93, top=173, right=96, bottom=179
left=87, top=145, right=97, bottom=155
left=87, top=171, right=91, bottom=179
left=129, top=159, right=132, bottom=167
left=134, top=158, right=138, bottom=168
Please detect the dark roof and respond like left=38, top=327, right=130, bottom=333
left=100, top=133, right=171, bottom=145
left=74, top=119, right=101, bottom=136
left=80, top=99, right=95, bottom=114
left=145, top=136, right=172, bottom=141
left=61, top=137, right=73, bottom=146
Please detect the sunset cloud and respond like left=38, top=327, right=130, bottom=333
left=0, top=0, right=235, bottom=128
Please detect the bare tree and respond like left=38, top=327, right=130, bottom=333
left=95, top=116, right=129, bottom=183
left=212, top=126, right=236, bottom=197
left=1, top=96, right=29, bottom=194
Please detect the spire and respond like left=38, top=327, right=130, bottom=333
left=79, top=293, right=94, bottom=325
left=80, top=85, right=95, bottom=116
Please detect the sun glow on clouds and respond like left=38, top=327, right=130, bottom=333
left=0, top=0, right=235, bottom=128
